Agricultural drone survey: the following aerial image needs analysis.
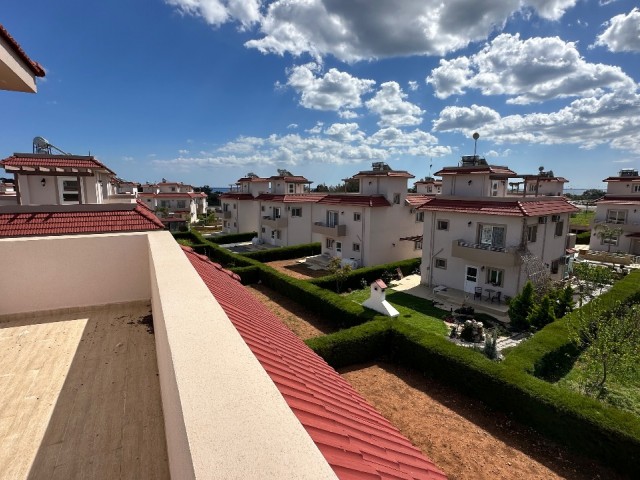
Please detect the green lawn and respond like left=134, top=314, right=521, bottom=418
left=346, top=288, right=449, bottom=335
left=556, top=358, right=640, bottom=417
left=570, top=210, right=595, bottom=227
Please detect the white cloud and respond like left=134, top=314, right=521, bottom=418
left=323, top=123, right=366, bottom=143
left=287, top=123, right=298, bottom=129
left=365, top=82, right=424, bottom=127
left=338, top=110, right=358, bottom=119
left=168, top=0, right=579, bottom=61
left=306, top=122, right=323, bottom=134
left=594, top=8, right=640, bottom=53
left=165, top=0, right=261, bottom=29
left=433, top=91, right=640, bottom=153
left=408, top=81, right=419, bottom=91
left=428, top=33, right=636, bottom=104
left=285, top=63, right=375, bottom=113
left=178, top=149, right=189, bottom=155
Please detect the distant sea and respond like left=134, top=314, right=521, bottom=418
left=564, top=188, right=587, bottom=195
left=212, top=187, right=230, bottom=193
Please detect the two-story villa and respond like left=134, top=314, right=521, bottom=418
left=138, top=180, right=207, bottom=225
left=418, top=155, right=578, bottom=299
left=0, top=180, right=17, bottom=206
left=589, top=168, right=640, bottom=256
left=415, top=177, right=442, bottom=195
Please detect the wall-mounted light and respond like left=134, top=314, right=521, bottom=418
left=468, top=180, right=472, bottom=185
left=41, top=178, right=46, bottom=187
left=467, top=221, right=472, bottom=226
left=341, top=211, right=344, bottom=215
left=481, top=266, right=485, bottom=271
left=392, top=243, right=396, bottom=247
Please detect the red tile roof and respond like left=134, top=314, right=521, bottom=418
left=603, top=176, right=640, bottom=182
left=0, top=24, right=46, bottom=77
left=435, top=165, right=516, bottom=177
left=183, top=247, right=447, bottom=480
left=352, top=170, right=414, bottom=179
left=318, top=194, right=391, bottom=207
left=237, top=176, right=270, bottom=183
left=0, top=204, right=164, bottom=238
left=406, top=195, right=434, bottom=208
left=419, top=198, right=578, bottom=216
left=595, top=195, right=640, bottom=205
left=0, top=154, right=115, bottom=174
left=138, top=192, right=205, bottom=199
left=219, top=193, right=255, bottom=200
left=256, top=193, right=326, bottom=203
left=269, top=175, right=312, bottom=183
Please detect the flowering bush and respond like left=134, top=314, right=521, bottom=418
left=460, top=319, right=484, bottom=343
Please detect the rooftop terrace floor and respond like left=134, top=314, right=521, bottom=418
left=0, top=302, right=169, bottom=479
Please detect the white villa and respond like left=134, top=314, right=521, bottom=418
left=418, top=155, right=578, bottom=300
left=0, top=179, right=17, bottom=205
left=415, top=177, right=442, bottom=195
left=589, top=168, right=640, bottom=256
left=138, top=180, right=208, bottom=226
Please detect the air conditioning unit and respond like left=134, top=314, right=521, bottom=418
left=538, top=216, right=548, bottom=224
left=410, top=208, right=416, bottom=214
left=551, top=215, right=561, bottom=222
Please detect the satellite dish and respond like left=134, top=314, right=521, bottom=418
left=33, top=136, right=50, bottom=153
left=539, top=166, right=545, bottom=173
left=472, top=132, right=480, bottom=140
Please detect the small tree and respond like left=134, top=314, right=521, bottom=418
left=573, top=262, right=613, bottom=302
left=569, top=300, right=640, bottom=398
left=554, top=284, right=575, bottom=318
left=484, top=328, right=499, bottom=360
left=508, top=281, right=535, bottom=331
left=527, top=295, right=556, bottom=330
left=327, top=257, right=352, bottom=293
left=594, top=224, right=624, bottom=253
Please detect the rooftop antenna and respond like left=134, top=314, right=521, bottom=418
left=32, top=136, right=69, bottom=155
left=428, top=158, right=432, bottom=177
left=472, top=132, right=480, bottom=157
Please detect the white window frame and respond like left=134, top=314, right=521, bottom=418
left=606, top=209, right=627, bottom=225
left=291, top=207, right=302, bottom=217
left=554, top=220, right=564, bottom=237
left=437, top=219, right=449, bottom=231
left=58, top=177, right=81, bottom=205
left=177, top=200, right=186, bottom=209
left=634, top=184, right=640, bottom=193
left=414, top=240, right=423, bottom=250
left=434, top=258, right=447, bottom=269
left=479, top=224, right=506, bottom=248
left=415, top=212, right=425, bottom=222
left=393, top=193, right=400, bottom=204
left=271, top=229, right=281, bottom=240
left=288, top=183, right=294, bottom=193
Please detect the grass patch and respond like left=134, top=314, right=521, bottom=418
left=570, top=210, right=595, bottom=227
left=346, top=288, right=448, bottom=336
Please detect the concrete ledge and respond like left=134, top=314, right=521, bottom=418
left=148, top=231, right=336, bottom=480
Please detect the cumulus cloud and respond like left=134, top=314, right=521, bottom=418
left=152, top=123, right=451, bottom=172
left=428, top=33, right=636, bottom=104
left=168, top=0, right=579, bottom=61
left=178, top=149, right=189, bottom=155
left=432, top=91, right=640, bottom=153
left=287, top=123, right=298, bottom=129
left=365, top=82, right=424, bottom=127
left=285, top=63, right=375, bottom=113
left=594, top=8, right=640, bottom=53
left=408, top=81, right=419, bottom=91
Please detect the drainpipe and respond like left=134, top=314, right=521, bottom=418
left=427, top=211, right=439, bottom=286
left=361, top=206, right=366, bottom=267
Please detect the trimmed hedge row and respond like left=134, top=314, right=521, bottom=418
left=305, top=319, right=391, bottom=369
left=576, top=231, right=591, bottom=244
left=229, top=265, right=261, bottom=285
left=503, top=270, right=640, bottom=376
left=240, top=242, right=321, bottom=262
left=309, top=257, right=421, bottom=292
left=207, top=231, right=257, bottom=244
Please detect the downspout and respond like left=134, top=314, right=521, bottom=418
left=427, top=211, right=438, bottom=286
left=14, top=175, right=22, bottom=205
left=516, top=217, right=527, bottom=294
left=361, top=206, right=366, bottom=267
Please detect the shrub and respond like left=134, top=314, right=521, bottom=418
left=576, top=231, right=591, bottom=244
left=527, top=295, right=556, bottom=330
left=208, top=232, right=257, bottom=244
left=508, top=281, right=535, bottom=331
left=240, top=243, right=321, bottom=262
left=229, top=265, right=261, bottom=285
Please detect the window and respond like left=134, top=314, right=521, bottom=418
left=554, top=221, right=564, bottom=237
left=353, top=243, right=360, bottom=252
left=261, top=227, right=265, bottom=233
left=479, top=224, right=505, bottom=248
left=177, top=200, right=186, bottom=209
left=551, top=260, right=559, bottom=274
left=551, top=215, right=561, bottom=222
left=487, top=268, right=504, bottom=287
left=288, top=183, right=294, bottom=193
left=327, top=210, right=339, bottom=227
left=271, top=230, right=281, bottom=240
left=538, top=216, right=547, bottom=224
left=291, top=207, right=302, bottom=217
left=435, top=258, right=447, bottom=269
left=160, top=200, right=169, bottom=208
left=527, top=225, right=537, bottom=243
left=223, top=203, right=229, bottom=212
left=223, top=221, right=227, bottom=228
left=634, top=185, right=640, bottom=193
left=426, top=186, right=432, bottom=193
left=606, top=209, right=627, bottom=224
left=415, top=212, right=425, bottom=222
left=233, top=203, right=236, bottom=209
left=353, top=212, right=361, bottom=221
left=261, top=205, right=265, bottom=211
left=336, top=242, right=342, bottom=253
left=326, top=238, right=335, bottom=249
left=601, top=235, right=619, bottom=247
left=528, top=183, right=537, bottom=192
left=171, top=187, right=176, bottom=192
left=414, top=240, right=423, bottom=250
left=58, top=178, right=80, bottom=204
left=437, top=219, right=449, bottom=231
left=273, top=207, right=281, bottom=218
left=393, top=193, right=400, bottom=204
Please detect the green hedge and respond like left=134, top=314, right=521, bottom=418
left=576, top=231, right=591, bottom=244
left=240, top=242, right=321, bottom=262
left=309, top=257, right=421, bottom=292
left=305, top=319, right=391, bottom=369
left=207, top=232, right=257, bottom=244
left=229, top=265, right=261, bottom=285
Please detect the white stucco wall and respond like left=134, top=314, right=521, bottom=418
left=606, top=181, right=640, bottom=195
left=0, top=232, right=151, bottom=315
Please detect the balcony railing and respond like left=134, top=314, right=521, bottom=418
left=262, top=216, right=288, bottom=229
left=312, top=222, right=347, bottom=237
left=451, top=239, right=518, bottom=267
left=592, top=219, right=640, bottom=232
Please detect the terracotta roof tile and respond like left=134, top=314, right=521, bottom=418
left=257, top=193, right=326, bottom=203
left=352, top=170, right=414, bottom=179
left=406, top=195, right=434, bottom=207
left=419, top=197, right=577, bottom=216
left=269, top=175, right=312, bottom=183
left=595, top=195, right=640, bottom=205
left=0, top=204, right=164, bottom=238
left=0, top=24, right=45, bottom=77
left=219, top=193, right=255, bottom=200
left=435, top=165, right=516, bottom=176
left=318, top=195, right=391, bottom=207
left=0, top=154, right=115, bottom=174
left=183, top=248, right=447, bottom=480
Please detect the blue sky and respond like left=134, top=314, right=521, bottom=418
left=2, top=1, right=640, bottom=190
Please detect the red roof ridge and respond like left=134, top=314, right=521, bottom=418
left=134, top=203, right=165, bottom=228
left=0, top=24, right=46, bottom=77
left=180, top=245, right=241, bottom=282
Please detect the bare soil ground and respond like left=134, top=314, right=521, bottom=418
left=246, top=279, right=627, bottom=480
left=341, top=362, right=627, bottom=480
left=266, top=258, right=329, bottom=280
left=246, top=284, right=338, bottom=339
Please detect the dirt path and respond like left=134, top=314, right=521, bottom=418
left=266, top=258, right=329, bottom=280
left=340, top=362, right=626, bottom=480
left=246, top=284, right=338, bottom=339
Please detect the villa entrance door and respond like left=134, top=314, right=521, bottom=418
left=464, top=265, right=478, bottom=294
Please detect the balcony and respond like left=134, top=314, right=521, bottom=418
left=592, top=219, right=640, bottom=233
left=262, top=216, right=288, bottom=229
left=312, top=222, right=346, bottom=237
left=451, top=239, right=519, bottom=267
left=223, top=211, right=232, bottom=219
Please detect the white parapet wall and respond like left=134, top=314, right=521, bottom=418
left=147, top=231, right=337, bottom=480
